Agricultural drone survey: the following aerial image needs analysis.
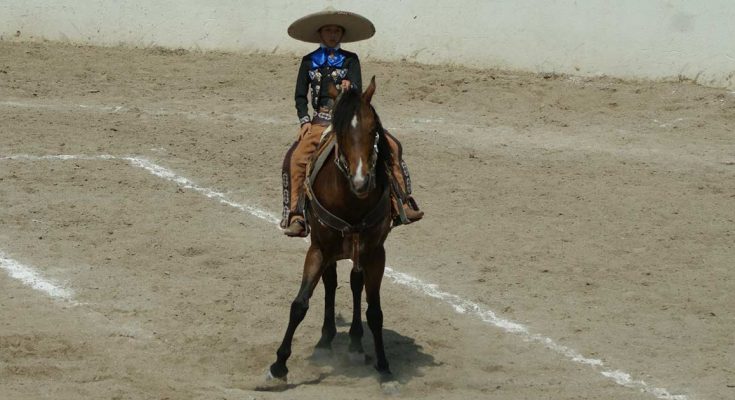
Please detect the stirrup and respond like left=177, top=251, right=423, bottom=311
left=393, top=197, right=423, bottom=227
left=403, top=205, right=424, bottom=222
left=283, top=218, right=307, bottom=237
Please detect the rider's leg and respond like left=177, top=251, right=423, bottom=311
left=281, top=123, right=328, bottom=236
left=383, top=131, right=423, bottom=224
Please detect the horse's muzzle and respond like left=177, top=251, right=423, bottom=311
left=350, top=173, right=374, bottom=198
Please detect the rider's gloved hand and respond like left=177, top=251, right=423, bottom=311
left=298, top=122, right=312, bottom=140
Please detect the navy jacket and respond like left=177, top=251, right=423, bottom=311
left=294, top=47, right=361, bottom=125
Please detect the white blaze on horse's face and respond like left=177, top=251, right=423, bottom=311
left=353, top=157, right=366, bottom=192
left=346, top=112, right=370, bottom=197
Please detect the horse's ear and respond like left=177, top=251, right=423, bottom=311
left=363, top=76, right=376, bottom=104
left=327, top=80, right=340, bottom=99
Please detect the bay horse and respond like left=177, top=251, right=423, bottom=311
left=268, top=76, right=395, bottom=383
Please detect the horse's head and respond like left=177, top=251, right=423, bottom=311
left=329, top=76, right=381, bottom=198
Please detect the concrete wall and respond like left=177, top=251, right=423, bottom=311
left=1, top=0, right=734, bottom=88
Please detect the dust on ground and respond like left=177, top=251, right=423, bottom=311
left=1, top=40, right=734, bottom=400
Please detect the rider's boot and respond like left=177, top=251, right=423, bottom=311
left=403, top=203, right=424, bottom=222
left=384, top=131, right=424, bottom=226
left=283, top=215, right=307, bottom=237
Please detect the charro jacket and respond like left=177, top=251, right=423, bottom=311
left=294, top=46, right=362, bottom=125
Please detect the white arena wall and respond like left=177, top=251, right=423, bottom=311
left=1, top=0, right=734, bottom=88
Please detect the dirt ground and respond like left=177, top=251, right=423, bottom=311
left=1, top=40, right=734, bottom=400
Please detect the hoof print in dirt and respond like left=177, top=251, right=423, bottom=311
left=348, top=351, right=368, bottom=365
left=310, top=347, right=334, bottom=362
left=309, top=347, right=334, bottom=364
left=255, top=370, right=289, bottom=392
left=380, top=379, right=401, bottom=395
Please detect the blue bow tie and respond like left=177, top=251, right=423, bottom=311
left=311, top=47, right=345, bottom=69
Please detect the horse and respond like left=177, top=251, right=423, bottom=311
left=268, top=76, right=395, bottom=383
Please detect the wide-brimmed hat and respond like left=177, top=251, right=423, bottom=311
left=288, top=7, right=375, bottom=43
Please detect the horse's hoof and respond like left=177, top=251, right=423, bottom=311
left=266, top=363, right=288, bottom=382
left=348, top=351, right=367, bottom=364
left=265, top=369, right=287, bottom=383
left=380, top=379, right=401, bottom=395
left=375, top=363, right=392, bottom=376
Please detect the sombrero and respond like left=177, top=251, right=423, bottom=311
left=288, top=7, right=375, bottom=43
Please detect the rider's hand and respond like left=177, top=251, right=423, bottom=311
left=298, top=122, right=311, bottom=140
left=341, top=80, right=351, bottom=91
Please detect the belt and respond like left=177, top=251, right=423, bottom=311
left=312, top=106, right=333, bottom=125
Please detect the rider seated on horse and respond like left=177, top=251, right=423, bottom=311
left=280, top=8, right=423, bottom=237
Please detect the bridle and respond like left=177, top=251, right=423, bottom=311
left=330, top=89, right=381, bottom=196
left=303, top=98, right=391, bottom=272
left=334, top=127, right=380, bottom=196
left=302, top=89, right=390, bottom=249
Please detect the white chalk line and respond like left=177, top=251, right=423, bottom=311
left=385, top=269, right=686, bottom=399
left=0, top=100, right=286, bottom=125
left=0, top=250, right=75, bottom=302
left=1, top=152, right=687, bottom=399
left=4, top=98, right=735, bottom=173
left=0, top=98, right=423, bottom=135
left=123, top=157, right=281, bottom=224
left=0, top=248, right=155, bottom=341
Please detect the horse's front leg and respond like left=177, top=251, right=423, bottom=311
left=363, top=247, right=391, bottom=377
left=269, top=246, right=325, bottom=382
left=315, top=261, right=337, bottom=350
left=348, top=265, right=365, bottom=360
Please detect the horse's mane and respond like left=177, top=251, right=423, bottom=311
left=371, top=105, right=394, bottom=184
left=332, top=90, right=393, bottom=187
left=332, top=89, right=362, bottom=136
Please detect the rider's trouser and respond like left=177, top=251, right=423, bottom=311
left=280, top=123, right=416, bottom=228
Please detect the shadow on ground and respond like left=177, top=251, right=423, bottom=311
left=253, top=314, right=439, bottom=392
left=310, top=315, right=440, bottom=381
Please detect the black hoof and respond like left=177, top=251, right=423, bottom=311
left=375, top=364, right=392, bottom=379
left=269, top=362, right=288, bottom=380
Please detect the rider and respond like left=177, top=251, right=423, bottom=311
left=281, top=7, right=423, bottom=237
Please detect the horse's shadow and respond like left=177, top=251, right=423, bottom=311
left=306, top=314, right=441, bottom=382
left=254, top=315, right=437, bottom=392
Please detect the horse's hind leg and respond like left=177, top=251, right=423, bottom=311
left=348, top=265, right=365, bottom=359
left=364, top=248, right=391, bottom=377
left=269, top=246, right=324, bottom=381
left=315, top=261, right=337, bottom=350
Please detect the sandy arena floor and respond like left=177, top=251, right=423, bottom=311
left=1, top=40, right=734, bottom=400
